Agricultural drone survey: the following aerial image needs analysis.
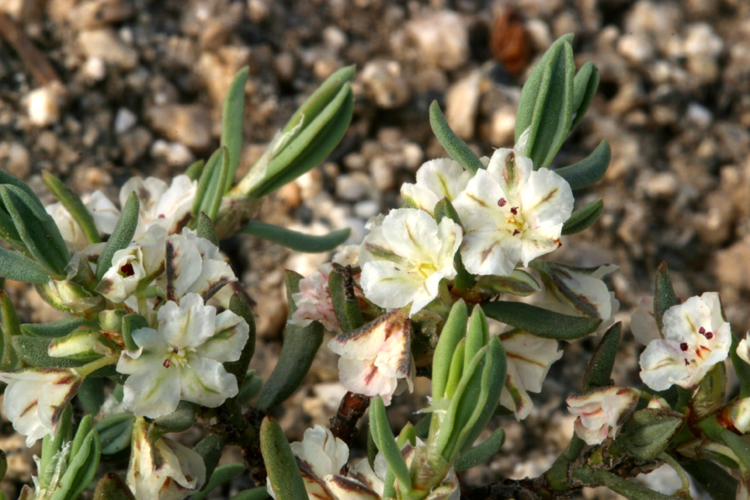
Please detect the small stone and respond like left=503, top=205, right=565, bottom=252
left=354, top=200, right=381, bottom=219
left=2, top=143, right=31, bottom=179
left=277, top=182, right=302, bottom=209
left=684, top=23, right=724, bottom=81
left=370, top=157, right=394, bottom=192
left=274, top=52, right=296, bottom=83
left=68, top=0, right=134, bottom=29
left=247, top=0, right=269, bottom=23
left=686, top=102, right=712, bottom=129
left=336, top=172, right=372, bottom=201
left=146, top=104, right=213, bottom=150
left=82, top=57, right=107, bottom=81
left=25, top=84, right=64, bottom=127
left=402, top=142, right=423, bottom=170
left=641, top=171, right=679, bottom=198
left=617, top=34, right=655, bottom=65
left=323, top=26, right=348, bottom=52
left=525, top=19, right=552, bottom=52
left=360, top=60, right=410, bottom=109
left=78, top=28, right=138, bottom=69
left=150, top=139, right=195, bottom=166
left=445, top=71, right=481, bottom=140
left=398, top=10, right=469, bottom=70
left=489, top=106, right=516, bottom=147
left=37, top=131, right=58, bottom=155
left=715, top=237, right=750, bottom=292
left=119, top=126, right=153, bottom=164
left=343, top=153, right=367, bottom=171
left=114, top=107, right=137, bottom=134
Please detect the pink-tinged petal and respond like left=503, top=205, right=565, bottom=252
left=631, top=296, right=660, bottom=345
left=337, top=357, right=398, bottom=405
left=567, top=387, right=639, bottom=445
left=290, top=265, right=340, bottom=331
left=179, top=355, right=238, bottom=407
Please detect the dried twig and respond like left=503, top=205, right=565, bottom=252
left=0, top=12, right=62, bottom=86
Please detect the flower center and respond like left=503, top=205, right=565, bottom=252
left=417, top=262, right=437, bottom=278
left=163, top=345, right=195, bottom=368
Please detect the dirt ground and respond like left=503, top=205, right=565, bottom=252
left=1, top=0, right=749, bottom=498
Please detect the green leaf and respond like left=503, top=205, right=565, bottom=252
left=0, top=169, right=45, bottom=209
left=42, top=171, right=100, bottom=244
left=70, top=415, right=93, bottom=458
left=654, top=262, right=679, bottom=335
left=561, top=199, right=603, bottom=235
left=151, top=401, right=196, bottom=435
left=692, top=362, right=726, bottom=420
left=196, top=212, right=220, bottom=246
left=515, top=34, right=575, bottom=169
left=370, top=396, right=412, bottom=493
left=40, top=405, right=73, bottom=490
left=721, top=430, right=750, bottom=472
left=260, top=416, right=307, bottom=500
left=588, top=470, right=675, bottom=500
left=225, top=292, right=257, bottom=392
left=50, top=429, right=101, bottom=500
left=432, top=300, right=468, bottom=401
left=553, top=140, right=611, bottom=190
left=229, top=487, right=271, bottom=500
left=246, top=83, right=354, bottom=198
left=464, top=306, right=489, bottom=372
left=96, top=192, right=139, bottom=281
left=236, top=372, right=263, bottom=405
left=185, top=159, right=205, bottom=181
left=569, top=62, right=600, bottom=132
left=21, top=317, right=90, bottom=338
left=329, top=269, right=364, bottom=333
left=193, top=148, right=224, bottom=217
left=617, top=408, right=684, bottom=461
left=77, top=378, right=104, bottom=415
left=443, top=340, right=466, bottom=399
left=0, top=185, right=69, bottom=277
left=194, top=434, right=228, bottom=492
left=583, top=322, right=621, bottom=391
left=221, top=67, right=249, bottom=194
left=241, top=221, right=350, bottom=253
left=482, top=301, right=601, bottom=340
left=94, top=413, right=134, bottom=455
left=473, top=270, right=540, bottom=297
left=93, top=473, right=135, bottom=500
left=11, top=336, right=110, bottom=375
left=194, top=463, right=245, bottom=500
left=680, top=459, right=737, bottom=500
left=256, top=271, right=324, bottom=413
left=455, top=427, right=505, bottom=472
left=0, top=291, right=21, bottom=370
left=429, top=101, right=484, bottom=173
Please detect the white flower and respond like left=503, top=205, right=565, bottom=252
left=567, top=386, right=640, bottom=445
left=452, top=148, right=574, bottom=276
left=96, top=225, right=167, bottom=303
left=46, top=191, right=120, bottom=250
left=359, top=208, right=461, bottom=315
left=120, top=175, right=197, bottom=238
left=116, top=293, right=249, bottom=418
left=127, top=418, right=205, bottom=500
left=332, top=245, right=360, bottom=267
left=290, top=264, right=341, bottom=331
left=639, top=292, right=731, bottom=391
left=630, top=296, right=660, bottom=345
left=0, top=368, right=82, bottom=446
left=267, top=425, right=351, bottom=500
left=161, top=228, right=236, bottom=301
left=499, top=330, right=563, bottom=420
left=731, top=398, right=750, bottom=434
left=537, top=263, right=619, bottom=325
left=400, top=158, right=472, bottom=215
left=328, top=310, right=415, bottom=405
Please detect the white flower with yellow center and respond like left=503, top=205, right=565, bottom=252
left=567, top=386, right=640, bottom=445
left=116, top=293, right=249, bottom=418
left=639, top=292, right=731, bottom=391
left=359, top=208, right=461, bottom=315
left=400, top=158, right=472, bottom=215
left=452, top=148, right=574, bottom=276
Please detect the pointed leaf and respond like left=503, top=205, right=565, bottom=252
left=21, top=317, right=90, bottom=338
left=185, top=159, right=205, bottom=181
left=77, top=378, right=105, bottom=415
left=194, top=434, right=228, bottom=490
left=225, top=292, right=257, bottom=391
left=583, top=322, right=621, bottom=390
left=370, top=396, right=412, bottom=492
left=229, top=487, right=271, bottom=500
left=329, top=269, right=364, bottom=333
left=561, top=198, right=603, bottom=235
left=193, top=148, right=223, bottom=217
left=680, top=459, right=737, bottom=500
left=617, top=408, right=684, bottom=461
left=721, top=430, right=750, bottom=472
left=241, top=221, right=350, bottom=253
left=151, top=401, right=196, bottom=435
left=589, top=470, right=675, bottom=500
left=654, top=262, right=679, bottom=335
left=455, top=427, right=505, bottom=472
left=569, top=62, right=600, bottom=132
left=482, top=301, right=601, bottom=340
left=260, top=416, right=307, bottom=500
left=43, top=171, right=100, bottom=244
left=94, top=413, right=134, bottom=455
left=464, top=307, right=489, bottom=372
left=221, top=67, right=249, bottom=194
left=432, top=300, right=468, bottom=401
left=282, top=65, right=355, bottom=136
left=193, top=463, right=245, bottom=500
left=196, top=212, right=220, bottom=246
left=96, top=192, right=139, bottom=281
left=50, top=428, right=100, bottom=500
left=429, top=100, right=484, bottom=173
left=554, top=140, right=611, bottom=190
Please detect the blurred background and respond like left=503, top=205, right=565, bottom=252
left=0, top=0, right=748, bottom=497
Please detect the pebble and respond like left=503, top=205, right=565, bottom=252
left=82, top=56, right=107, bottom=81
left=146, top=104, right=213, bottom=150
left=114, top=107, right=137, bottom=134
left=686, top=102, right=713, bottom=129
left=489, top=106, right=516, bottom=146
left=354, top=200, right=381, bottom=219
left=402, top=142, right=424, bottom=170
left=715, top=237, right=750, bottom=292
left=445, top=71, right=481, bottom=140
left=360, top=60, right=410, bottom=109
left=323, top=26, right=348, bottom=53
left=617, top=33, right=655, bottom=65
left=343, top=153, right=367, bottom=171
left=370, top=157, right=394, bottom=192
left=119, top=126, right=153, bottom=164
left=78, top=28, right=138, bottom=69
left=1, top=143, right=31, bottom=179
left=25, top=85, right=63, bottom=127
left=336, top=172, right=372, bottom=201
left=274, top=52, right=296, bottom=83
left=68, top=0, right=134, bottom=29
left=684, top=23, right=724, bottom=81
left=150, top=139, right=195, bottom=166
left=399, top=10, right=469, bottom=70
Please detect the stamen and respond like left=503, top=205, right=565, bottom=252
left=498, top=198, right=507, bottom=207
left=172, top=347, right=179, bottom=354
left=510, top=207, right=518, bottom=215
left=705, top=331, right=713, bottom=340
left=698, top=327, right=706, bottom=334
left=120, top=264, right=135, bottom=277
left=680, top=343, right=688, bottom=351
left=513, top=229, right=520, bottom=236
left=163, top=359, right=171, bottom=368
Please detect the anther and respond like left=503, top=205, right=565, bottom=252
left=498, top=198, right=507, bottom=207
left=163, top=359, right=171, bottom=368
left=680, top=342, right=688, bottom=351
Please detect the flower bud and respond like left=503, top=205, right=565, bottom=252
left=48, top=330, right=117, bottom=361
left=567, top=386, right=639, bottom=445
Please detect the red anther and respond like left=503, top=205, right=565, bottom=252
left=163, top=359, right=171, bottom=368
left=510, top=207, right=518, bottom=215
left=698, top=327, right=706, bottom=334
left=513, top=229, right=520, bottom=235
left=498, top=198, right=507, bottom=207
left=680, top=342, right=688, bottom=351
left=705, top=331, right=713, bottom=340
left=120, top=264, right=135, bottom=276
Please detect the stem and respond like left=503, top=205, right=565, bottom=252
left=74, top=354, right=118, bottom=377
left=658, top=452, right=692, bottom=498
